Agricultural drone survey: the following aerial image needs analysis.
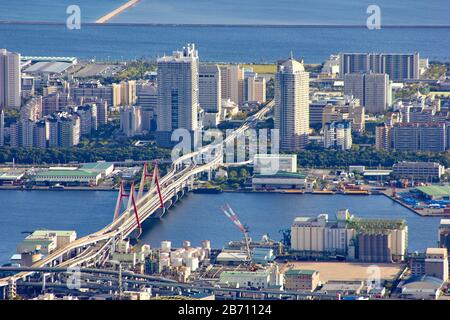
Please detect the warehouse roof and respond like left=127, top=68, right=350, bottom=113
left=24, top=61, right=72, bottom=74
left=416, top=185, right=450, bottom=197
left=35, top=170, right=100, bottom=178
left=81, top=162, right=113, bottom=172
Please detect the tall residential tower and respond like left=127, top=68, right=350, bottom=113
left=275, top=57, right=309, bottom=152
left=0, top=49, right=21, bottom=109
left=156, top=43, right=199, bottom=146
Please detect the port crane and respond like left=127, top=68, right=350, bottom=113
left=220, top=204, right=252, bottom=265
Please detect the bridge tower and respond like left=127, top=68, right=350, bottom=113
left=137, top=161, right=164, bottom=208
left=7, top=280, right=16, bottom=300
left=113, top=180, right=129, bottom=221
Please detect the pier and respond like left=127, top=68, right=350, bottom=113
left=95, top=0, right=141, bottom=24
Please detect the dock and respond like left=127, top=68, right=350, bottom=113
left=95, top=0, right=141, bottom=24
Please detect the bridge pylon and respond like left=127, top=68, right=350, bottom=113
left=113, top=180, right=129, bottom=221
left=137, top=161, right=164, bottom=209
left=7, top=280, right=16, bottom=300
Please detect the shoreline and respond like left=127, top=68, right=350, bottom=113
left=95, top=0, right=141, bottom=24
left=2, top=186, right=449, bottom=217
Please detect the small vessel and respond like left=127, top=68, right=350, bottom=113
left=50, top=184, right=65, bottom=190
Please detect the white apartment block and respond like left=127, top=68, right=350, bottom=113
left=275, top=58, right=310, bottom=152
left=0, top=49, right=21, bottom=109
left=157, top=43, right=199, bottom=136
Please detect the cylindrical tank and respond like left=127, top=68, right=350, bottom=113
left=161, top=241, right=171, bottom=252
left=160, top=252, right=170, bottom=259
left=201, top=240, right=211, bottom=250
left=183, top=240, right=191, bottom=249
left=186, top=257, right=199, bottom=271
left=171, top=257, right=183, bottom=267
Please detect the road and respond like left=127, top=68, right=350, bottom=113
left=0, top=101, right=274, bottom=288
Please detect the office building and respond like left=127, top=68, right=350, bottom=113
left=323, top=120, right=352, bottom=150
left=275, top=57, right=309, bottom=152
left=120, top=105, right=142, bottom=137
left=393, top=161, right=445, bottom=182
left=156, top=44, right=199, bottom=145
left=283, top=269, right=320, bottom=292
left=340, top=53, right=420, bottom=80
left=0, top=49, right=21, bottom=109
left=344, top=72, right=391, bottom=114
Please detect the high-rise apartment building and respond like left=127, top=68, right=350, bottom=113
left=76, top=104, right=98, bottom=135
left=157, top=43, right=199, bottom=146
left=136, top=81, right=157, bottom=132
left=244, top=73, right=266, bottom=103
left=219, top=64, right=244, bottom=106
left=275, top=57, right=309, bottom=152
left=323, top=120, right=352, bottom=150
left=344, top=72, right=391, bottom=114
left=199, top=64, right=221, bottom=113
left=392, top=122, right=446, bottom=152
left=0, top=49, right=21, bottom=109
left=120, top=105, right=142, bottom=137
left=0, top=108, right=4, bottom=146
left=340, top=52, right=420, bottom=81
left=119, top=80, right=137, bottom=106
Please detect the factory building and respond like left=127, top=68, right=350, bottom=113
left=290, top=210, right=408, bottom=262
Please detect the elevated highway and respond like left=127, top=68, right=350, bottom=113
left=0, top=101, right=274, bottom=290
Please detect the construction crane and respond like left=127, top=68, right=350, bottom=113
left=220, top=204, right=252, bottom=266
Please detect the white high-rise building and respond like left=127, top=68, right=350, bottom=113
left=219, top=64, right=244, bottom=106
left=199, top=64, right=221, bottom=113
left=323, top=120, right=352, bottom=150
left=156, top=43, right=199, bottom=144
left=0, top=108, right=4, bottom=146
left=120, top=105, right=142, bottom=137
left=275, top=57, right=310, bottom=152
left=0, top=49, right=21, bottom=109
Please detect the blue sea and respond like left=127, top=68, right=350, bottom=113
left=0, top=0, right=448, bottom=26
left=0, top=24, right=449, bottom=63
left=0, top=1, right=448, bottom=63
